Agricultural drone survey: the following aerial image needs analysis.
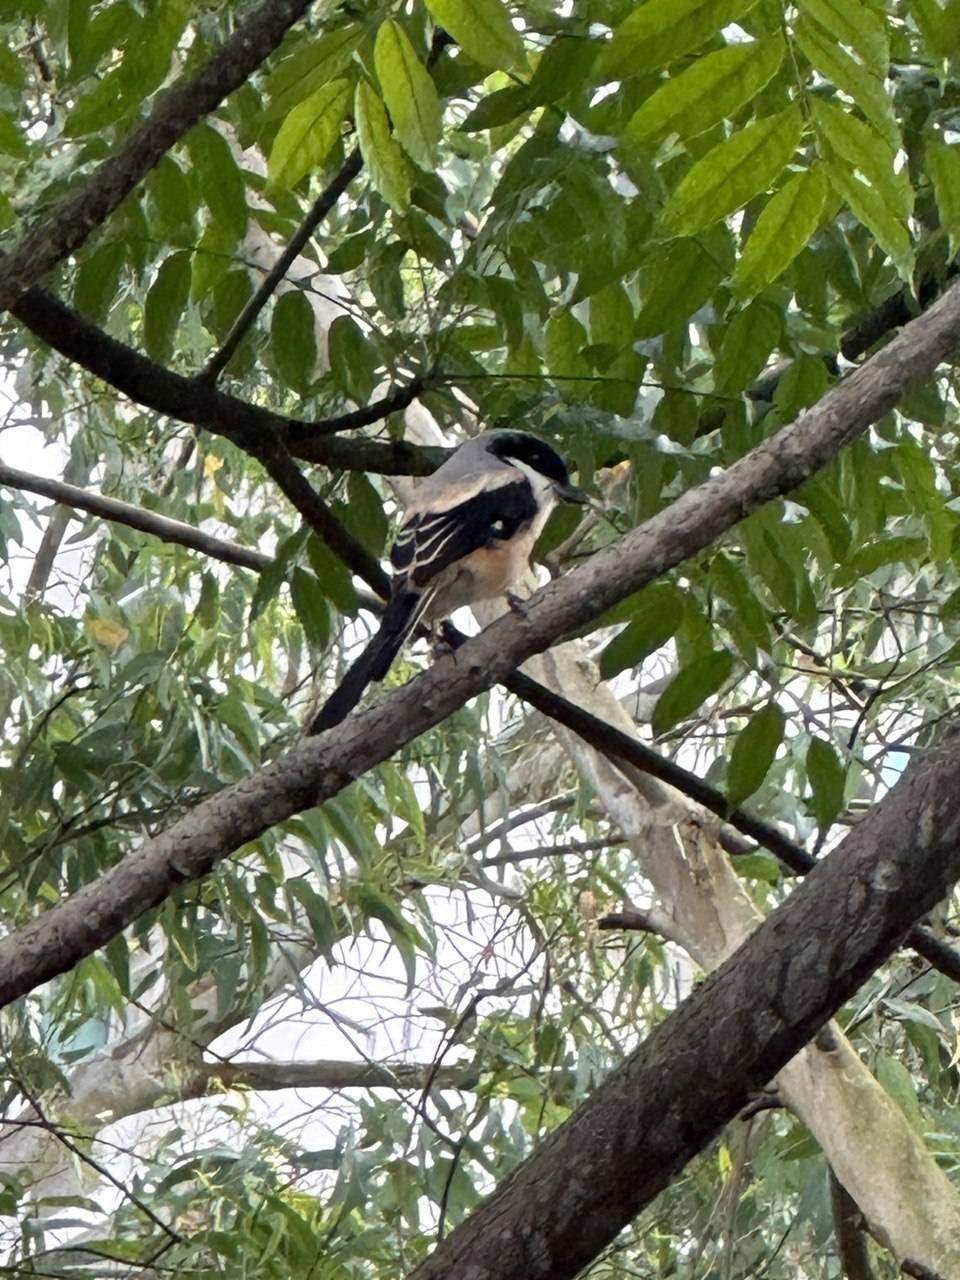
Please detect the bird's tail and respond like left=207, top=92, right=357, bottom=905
left=307, top=588, right=426, bottom=734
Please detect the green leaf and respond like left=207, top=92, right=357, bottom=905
left=0, top=42, right=25, bottom=90
left=143, top=252, right=191, bottom=363
left=374, top=20, right=441, bottom=169
left=73, top=243, right=124, bottom=324
left=544, top=308, right=591, bottom=395
left=0, top=110, right=27, bottom=159
left=527, top=34, right=598, bottom=103
left=627, top=37, right=784, bottom=143
left=599, top=584, right=684, bottom=678
left=727, top=703, right=785, bottom=807
left=713, top=299, right=781, bottom=395
left=186, top=125, right=247, bottom=240
left=290, top=567, right=330, bottom=651
left=635, top=226, right=732, bottom=337
left=796, top=0, right=888, bottom=76
left=812, top=99, right=911, bottom=219
left=307, top=536, right=359, bottom=614
left=355, top=80, right=411, bottom=213
left=328, top=315, right=377, bottom=405
left=597, top=0, right=763, bottom=82
left=271, top=290, right=317, bottom=393
left=287, top=880, right=337, bottom=953
left=927, top=139, right=960, bottom=259
left=268, top=78, right=352, bottom=189
left=710, top=552, right=772, bottom=652
left=346, top=473, right=389, bottom=557
left=813, top=98, right=913, bottom=278
left=660, top=104, right=804, bottom=236
left=652, top=650, right=735, bottom=735
left=424, top=0, right=527, bottom=72
left=264, top=24, right=362, bottom=121
left=145, top=156, right=194, bottom=240
left=875, top=1052, right=925, bottom=1132
left=825, top=161, right=914, bottom=280
left=732, top=167, right=829, bottom=298
left=794, top=18, right=897, bottom=150
left=850, top=535, right=927, bottom=575
left=806, top=737, right=845, bottom=826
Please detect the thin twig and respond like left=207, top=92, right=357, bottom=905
left=200, top=147, right=363, bottom=383
left=0, top=461, right=269, bottom=571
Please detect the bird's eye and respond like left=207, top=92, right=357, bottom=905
left=491, top=519, right=505, bottom=533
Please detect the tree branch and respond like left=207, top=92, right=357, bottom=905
left=830, top=1170, right=879, bottom=1280
left=202, top=147, right=363, bottom=383
left=403, top=726, right=960, bottom=1280
left=0, top=0, right=315, bottom=314
left=10, top=285, right=446, bottom=475
left=1, top=272, right=959, bottom=1008
left=505, top=670, right=960, bottom=981
left=199, top=1056, right=481, bottom=1093
left=0, top=461, right=269, bottom=572
left=245, top=437, right=390, bottom=596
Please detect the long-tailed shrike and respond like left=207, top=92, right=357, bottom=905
left=308, top=429, right=586, bottom=733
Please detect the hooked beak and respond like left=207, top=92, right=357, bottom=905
left=555, top=480, right=588, bottom=505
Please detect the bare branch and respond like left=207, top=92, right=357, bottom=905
left=0, top=461, right=269, bottom=572
left=505, top=669, right=960, bottom=982
left=200, top=1056, right=481, bottom=1092
left=10, top=285, right=446, bottom=475
left=1, top=273, right=960, bottom=1007
left=830, top=1170, right=879, bottom=1280
left=247, top=439, right=390, bottom=596
left=0, top=0, right=316, bottom=314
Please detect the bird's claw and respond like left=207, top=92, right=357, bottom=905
left=506, top=591, right=529, bottom=617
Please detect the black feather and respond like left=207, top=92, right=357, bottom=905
left=401, top=480, right=537, bottom=588
left=307, top=589, right=424, bottom=734
left=309, top=477, right=538, bottom=734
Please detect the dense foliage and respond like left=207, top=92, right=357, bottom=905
left=1, top=0, right=960, bottom=1274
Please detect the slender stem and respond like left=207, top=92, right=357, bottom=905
left=201, top=147, right=363, bottom=383
left=0, top=461, right=269, bottom=571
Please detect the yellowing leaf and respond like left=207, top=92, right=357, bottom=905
left=627, top=37, right=784, bottom=143
left=355, top=80, right=411, bottom=212
left=732, top=167, right=828, bottom=298
left=660, top=104, right=804, bottom=237
left=89, top=618, right=129, bottom=653
left=268, top=78, right=352, bottom=189
left=374, top=20, right=441, bottom=169
left=425, top=0, right=527, bottom=72
left=204, top=453, right=223, bottom=479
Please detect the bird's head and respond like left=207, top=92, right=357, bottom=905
left=482, top=430, right=587, bottom=505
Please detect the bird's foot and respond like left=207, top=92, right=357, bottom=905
left=430, top=619, right=467, bottom=660
left=506, top=590, right=530, bottom=618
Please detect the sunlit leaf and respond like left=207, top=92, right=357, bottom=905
left=355, top=80, right=411, bottom=212
left=375, top=19, right=441, bottom=169
left=660, top=104, right=804, bottom=236
left=627, top=38, right=783, bottom=143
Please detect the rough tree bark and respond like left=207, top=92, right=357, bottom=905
left=404, top=725, right=960, bottom=1280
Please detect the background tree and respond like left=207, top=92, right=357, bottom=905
left=1, top=0, right=960, bottom=1276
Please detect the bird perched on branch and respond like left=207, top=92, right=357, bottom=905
left=308, top=430, right=586, bottom=734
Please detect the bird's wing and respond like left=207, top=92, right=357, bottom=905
left=391, top=474, right=537, bottom=589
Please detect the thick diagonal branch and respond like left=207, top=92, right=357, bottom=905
left=0, top=0, right=315, bottom=314
left=404, top=727, right=960, bottom=1280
